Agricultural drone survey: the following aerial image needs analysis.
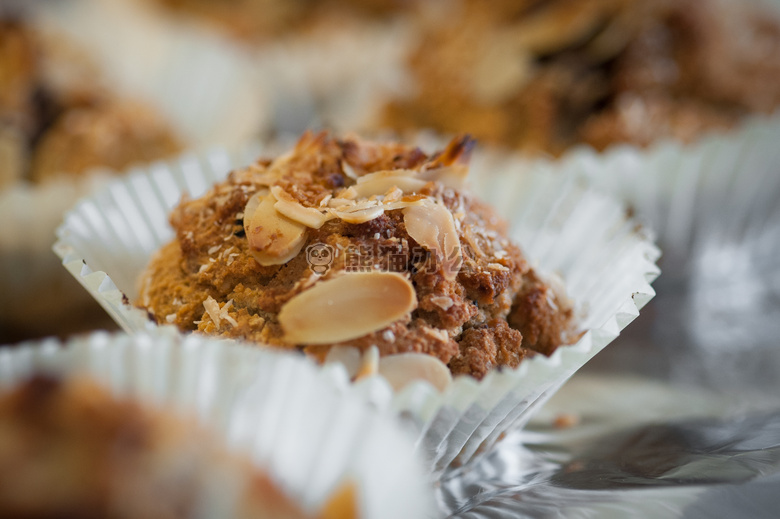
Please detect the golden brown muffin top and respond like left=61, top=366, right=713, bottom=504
left=138, top=132, right=575, bottom=380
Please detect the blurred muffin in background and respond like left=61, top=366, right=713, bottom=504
left=0, top=19, right=181, bottom=188
left=380, top=0, right=780, bottom=155
left=0, top=374, right=341, bottom=518
left=0, top=18, right=181, bottom=343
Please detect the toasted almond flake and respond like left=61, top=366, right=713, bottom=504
left=165, top=313, right=177, bottom=323
left=330, top=205, right=385, bottom=224
left=382, top=198, right=427, bottom=212
left=243, top=189, right=307, bottom=266
left=346, top=198, right=380, bottom=211
left=319, top=194, right=332, bottom=207
left=403, top=199, right=463, bottom=280
left=203, top=296, right=222, bottom=330
left=327, top=198, right=356, bottom=209
left=487, top=263, right=510, bottom=272
left=279, top=272, right=417, bottom=345
left=430, top=296, right=454, bottom=311
left=354, top=346, right=379, bottom=381
left=208, top=245, right=222, bottom=255
left=336, top=186, right=357, bottom=200
left=378, top=353, right=453, bottom=393
left=324, top=346, right=362, bottom=378
left=351, top=173, right=428, bottom=199
left=418, top=165, right=469, bottom=189
left=198, top=264, right=209, bottom=274
left=341, top=160, right=359, bottom=181
left=383, top=186, right=404, bottom=203
left=274, top=197, right=333, bottom=229
left=355, top=169, right=416, bottom=183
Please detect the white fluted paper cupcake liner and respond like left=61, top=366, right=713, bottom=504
left=525, top=113, right=780, bottom=388
left=544, top=114, right=780, bottom=276
left=54, top=141, right=659, bottom=476
left=0, top=331, right=435, bottom=518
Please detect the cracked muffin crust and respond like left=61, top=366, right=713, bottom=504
left=380, top=0, right=780, bottom=154
left=0, top=375, right=321, bottom=519
left=138, top=132, right=576, bottom=380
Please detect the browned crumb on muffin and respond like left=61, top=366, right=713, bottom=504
left=380, top=0, right=780, bottom=154
left=0, top=374, right=319, bottom=519
left=137, top=132, right=576, bottom=379
left=0, top=19, right=181, bottom=187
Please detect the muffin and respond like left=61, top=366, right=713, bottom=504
left=0, top=374, right=332, bottom=519
left=0, top=18, right=181, bottom=187
left=0, top=18, right=181, bottom=342
left=380, top=0, right=780, bottom=155
left=137, top=131, right=577, bottom=380
left=0, top=332, right=436, bottom=513
left=56, top=132, right=658, bottom=473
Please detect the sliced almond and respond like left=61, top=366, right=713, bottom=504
left=335, top=186, right=357, bottom=200
left=244, top=190, right=307, bottom=266
left=279, top=272, right=417, bottom=345
left=329, top=205, right=385, bottom=224
left=403, top=199, right=463, bottom=280
left=275, top=198, right=333, bottom=228
left=271, top=186, right=333, bottom=228
left=327, top=197, right=356, bottom=209
left=354, top=345, right=379, bottom=381
left=341, top=160, right=359, bottom=181
left=352, top=174, right=429, bottom=199
left=378, top=353, right=453, bottom=393
left=418, top=165, right=469, bottom=189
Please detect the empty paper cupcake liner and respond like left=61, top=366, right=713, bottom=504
left=54, top=141, right=660, bottom=476
left=0, top=331, right=434, bottom=518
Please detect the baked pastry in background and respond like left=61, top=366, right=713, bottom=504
left=380, top=0, right=780, bottom=154
left=0, top=18, right=182, bottom=343
left=0, top=19, right=181, bottom=188
left=138, top=131, right=576, bottom=380
left=0, top=374, right=329, bottom=519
